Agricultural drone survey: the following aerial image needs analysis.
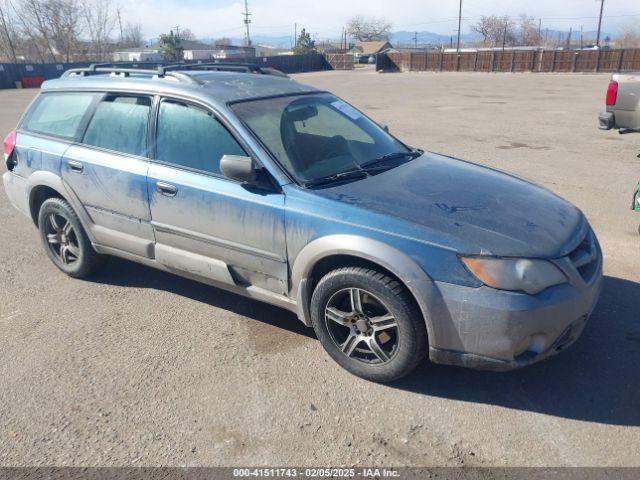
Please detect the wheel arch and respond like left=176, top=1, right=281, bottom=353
left=29, top=184, right=63, bottom=225
left=26, top=171, right=96, bottom=243
left=291, top=235, right=438, bottom=345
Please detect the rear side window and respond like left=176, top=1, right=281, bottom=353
left=156, top=100, right=245, bottom=174
left=83, top=95, right=151, bottom=157
left=23, top=93, right=96, bottom=139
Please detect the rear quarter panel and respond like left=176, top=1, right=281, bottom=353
left=609, top=73, right=640, bottom=130
left=13, top=132, right=68, bottom=179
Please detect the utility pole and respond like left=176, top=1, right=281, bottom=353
left=566, top=26, right=572, bottom=49
left=538, top=18, right=542, bottom=45
left=580, top=25, right=584, bottom=49
left=596, top=0, right=605, bottom=48
left=502, top=22, right=507, bottom=50
left=242, top=0, right=252, bottom=47
left=413, top=31, right=418, bottom=48
left=117, top=8, right=123, bottom=44
left=294, top=23, right=297, bottom=49
left=456, top=0, right=462, bottom=52
left=173, top=26, right=180, bottom=38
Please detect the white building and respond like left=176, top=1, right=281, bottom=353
left=113, top=40, right=254, bottom=62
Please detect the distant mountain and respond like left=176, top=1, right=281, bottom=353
left=391, top=29, right=613, bottom=47
left=199, top=35, right=294, bottom=48
left=538, top=29, right=612, bottom=44
left=391, top=30, right=479, bottom=46
left=195, top=28, right=615, bottom=50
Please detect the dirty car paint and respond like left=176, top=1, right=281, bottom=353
left=306, top=153, right=585, bottom=259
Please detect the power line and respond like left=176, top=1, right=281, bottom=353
left=207, top=8, right=640, bottom=43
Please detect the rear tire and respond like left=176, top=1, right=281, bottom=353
left=37, top=198, right=107, bottom=278
left=310, top=266, right=427, bottom=383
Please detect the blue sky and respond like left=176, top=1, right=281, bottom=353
left=122, top=0, right=638, bottom=41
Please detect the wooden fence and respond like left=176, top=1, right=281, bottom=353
left=378, top=48, right=640, bottom=73
left=325, top=54, right=355, bottom=70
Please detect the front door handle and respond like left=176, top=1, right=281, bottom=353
left=156, top=181, right=178, bottom=197
left=68, top=160, right=83, bottom=173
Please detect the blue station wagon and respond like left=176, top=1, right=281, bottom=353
left=2, top=64, right=603, bottom=382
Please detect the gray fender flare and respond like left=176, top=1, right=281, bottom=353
left=26, top=170, right=97, bottom=243
left=290, top=234, right=438, bottom=345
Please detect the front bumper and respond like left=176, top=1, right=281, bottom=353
left=428, top=236, right=603, bottom=371
left=598, top=111, right=614, bottom=130
left=430, top=313, right=590, bottom=371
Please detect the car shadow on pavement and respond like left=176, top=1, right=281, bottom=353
left=91, top=261, right=638, bottom=426
left=89, top=257, right=315, bottom=340
left=391, top=275, right=640, bottom=427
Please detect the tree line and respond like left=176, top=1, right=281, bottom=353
left=0, top=0, right=143, bottom=63
left=1, top=6, right=638, bottom=64
left=471, top=15, right=640, bottom=49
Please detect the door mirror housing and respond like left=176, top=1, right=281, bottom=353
left=220, top=155, right=257, bottom=183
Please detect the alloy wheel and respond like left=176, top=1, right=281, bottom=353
left=324, top=287, right=399, bottom=364
left=44, top=212, right=81, bottom=266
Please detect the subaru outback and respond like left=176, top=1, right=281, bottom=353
left=2, top=64, right=603, bottom=382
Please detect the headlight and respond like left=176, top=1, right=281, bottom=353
left=461, top=256, right=567, bottom=295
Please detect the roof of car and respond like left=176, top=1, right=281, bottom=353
left=42, top=70, right=321, bottom=104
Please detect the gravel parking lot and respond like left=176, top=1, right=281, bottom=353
left=0, top=70, right=639, bottom=467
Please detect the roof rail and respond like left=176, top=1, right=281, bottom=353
left=88, top=61, right=165, bottom=68
left=160, top=62, right=289, bottom=78
left=61, top=64, right=203, bottom=85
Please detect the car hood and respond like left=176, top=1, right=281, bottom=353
left=310, top=153, right=585, bottom=258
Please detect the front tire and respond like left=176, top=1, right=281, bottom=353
left=310, top=266, right=427, bottom=382
left=37, top=197, right=106, bottom=278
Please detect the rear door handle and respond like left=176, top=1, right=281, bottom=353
left=68, top=160, right=83, bottom=173
left=156, top=181, right=178, bottom=197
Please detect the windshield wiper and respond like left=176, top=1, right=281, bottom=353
left=303, top=169, right=368, bottom=188
left=360, top=150, right=422, bottom=170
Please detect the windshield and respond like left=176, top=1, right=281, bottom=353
left=231, top=93, right=413, bottom=184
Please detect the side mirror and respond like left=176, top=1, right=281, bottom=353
left=220, top=155, right=257, bottom=183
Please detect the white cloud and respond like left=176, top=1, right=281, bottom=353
left=120, top=0, right=637, bottom=40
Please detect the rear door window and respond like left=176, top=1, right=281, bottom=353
left=22, top=93, right=97, bottom=139
left=82, top=95, right=152, bottom=157
left=155, top=100, right=245, bottom=174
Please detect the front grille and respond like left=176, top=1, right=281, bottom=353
left=567, top=231, right=598, bottom=283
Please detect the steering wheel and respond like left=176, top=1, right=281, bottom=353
left=317, top=135, right=350, bottom=161
left=301, top=135, right=360, bottom=179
